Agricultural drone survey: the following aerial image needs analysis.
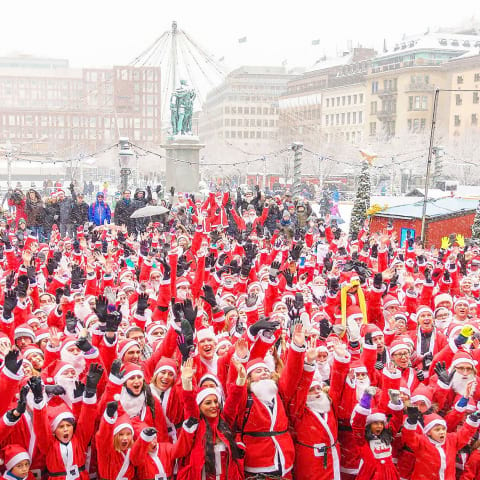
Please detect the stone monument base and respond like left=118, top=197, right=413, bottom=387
left=161, top=135, right=204, bottom=193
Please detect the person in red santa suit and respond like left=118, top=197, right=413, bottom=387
left=350, top=386, right=404, bottom=480
left=95, top=402, right=136, bottom=480
left=235, top=323, right=307, bottom=480
left=460, top=435, right=480, bottom=480
left=388, top=340, right=423, bottom=393
left=0, top=444, right=35, bottom=480
left=402, top=405, right=480, bottom=480
left=289, top=341, right=351, bottom=480
left=29, top=363, right=103, bottom=480
left=177, top=357, right=246, bottom=480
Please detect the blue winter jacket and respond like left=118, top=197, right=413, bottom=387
left=88, top=195, right=111, bottom=225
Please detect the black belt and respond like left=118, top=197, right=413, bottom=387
left=338, top=424, right=352, bottom=432
left=242, top=429, right=288, bottom=438
left=49, top=465, right=85, bottom=477
left=295, top=440, right=337, bottom=468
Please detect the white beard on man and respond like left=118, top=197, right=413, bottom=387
left=250, top=379, right=278, bottom=405
left=451, top=371, right=476, bottom=397
left=119, top=387, right=146, bottom=417
left=316, top=360, right=331, bottom=382
left=355, top=377, right=371, bottom=402
left=56, top=376, right=78, bottom=407
left=61, top=350, right=86, bottom=376
left=74, top=302, right=93, bottom=323
left=307, top=391, right=331, bottom=414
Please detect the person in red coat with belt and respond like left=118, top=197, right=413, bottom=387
left=402, top=406, right=480, bottom=480
left=460, top=437, right=480, bottom=480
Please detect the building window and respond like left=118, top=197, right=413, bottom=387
left=454, top=115, right=461, bottom=126
left=457, top=75, right=464, bottom=84
left=326, top=98, right=329, bottom=107
left=408, top=119, right=412, bottom=131
left=325, top=116, right=329, bottom=126
left=342, top=96, right=345, bottom=106
left=371, top=82, right=378, bottom=94
left=473, top=92, right=479, bottom=104
left=336, top=97, right=340, bottom=106
left=456, top=94, right=462, bottom=106
left=348, top=95, right=351, bottom=105
left=336, top=114, right=340, bottom=125
left=472, top=114, right=478, bottom=126
left=358, top=111, right=363, bottom=124
left=359, top=94, right=364, bottom=103
left=369, top=122, right=376, bottom=136
left=347, top=112, right=351, bottom=124
left=474, top=73, right=480, bottom=82
left=341, top=113, right=345, bottom=124
left=420, top=119, right=426, bottom=131
left=370, top=101, right=377, bottom=114
left=352, top=112, right=357, bottom=124
left=353, top=94, right=357, bottom=104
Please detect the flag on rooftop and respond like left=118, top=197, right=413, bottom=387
left=238, top=36, right=247, bottom=43
left=312, top=39, right=320, bottom=45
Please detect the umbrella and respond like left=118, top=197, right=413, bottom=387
left=130, top=205, right=169, bottom=218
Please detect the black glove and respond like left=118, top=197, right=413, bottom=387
left=181, top=299, right=197, bottom=328
left=250, top=317, right=279, bottom=336
left=136, top=293, right=149, bottom=316
left=177, top=256, right=192, bottom=277
left=290, top=242, right=303, bottom=261
left=184, top=417, right=199, bottom=429
left=281, top=269, right=294, bottom=288
left=46, top=258, right=58, bottom=275
left=63, top=284, right=71, bottom=298
left=76, top=336, right=93, bottom=353
left=2, top=234, right=12, bottom=250
left=143, top=427, right=157, bottom=437
left=28, top=376, right=43, bottom=403
left=245, top=292, right=258, bottom=308
left=3, top=290, right=18, bottom=319
left=373, top=273, right=383, bottom=290
left=422, top=352, right=433, bottom=370
left=26, top=264, right=37, bottom=284
left=71, top=265, right=86, bottom=288
left=375, top=360, right=385, bottom=370
left=15, top=385, right=29, bottom=415
left=240, top=261, right=252, bottom=278
left=140, top=240, right=150, bottom=257
left=159, top=257, right=171, bottom=281
left=177, top=334, right=193, bottom=362
left=364, top=332, right=373, bottom=345
left=73, top=381, right=85, bottom=399
left=319, top=318, right=332, bottom=339
left=468, top=411, right=480, bottom=423
left=73, top=240, right=81, bottom=254
left=5, top=271, right=15, bottom=290
left=434, top=361, right=455, bottom=386
left=55, top=288, right=64, bottom=305
left=244, top=242, right=258, bottom=263
left=94, top=295, right=109, bottom=322
left=201, top=285, right=217, bottom=308
left=4, top=350, right=23, bottom=375
left=269, top=261, right=281, bottom=282
left=105, top=311, right=122, bottom=333
left=106, top=400, right=118, bottom=417
left=65, top=312, right=79, bottom=334
left=415, top=368, right=424, bottom=382
left=205, top=252, right=216, bottom=270
left=110, top=359, right=125, bottom=381
left=45, top=385, right=67, bottom=397
left=85, top=363, right=104, bottom=396
left=371, top=244, right=378, bottom=259
left=327, top=277, right=339, bottom=295
left=294, top=292, right=304, bottom=310
left=443, top=270, right=451, bottom=282
left=406, top=406, right=420, bottom=425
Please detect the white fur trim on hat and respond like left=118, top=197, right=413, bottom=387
left=424, top=418, right=446, bottom=434
left=196, top=388, right=218, bottom=405
left=366, top=412, right=386, bottom=425
left=246, top=362, right=271, bottom=376
left=411, top=395, right=432, bottom=408
left=6, top=452, right=30, bottom=471
left=153, top=365, right=177, bottom=378
left=450, top=357, right=477, bottom=370
left=54, top=364, right=76, bottom=380
left=118, top=340, right=139, bottom=359
left=454, top=298, right=469, bottom=308
left=123, top=368, right=144, bottom=381
left=389, top=343, right=410, bottom=355
left=113, top=423, right=134, bottom=436
left=416, top=306, right=433, bottom=317
left=51, top=412, right=75, bottom=432
left=196, top=328, right=216, bottom=343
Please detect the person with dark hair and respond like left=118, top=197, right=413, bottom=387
left=69, top=192, right=89, bottom=233
left=178, top=357, right=246, bottom=480
left=7, top=188, right=26, bottom=228
left=25, top=189, right=46, bottom=241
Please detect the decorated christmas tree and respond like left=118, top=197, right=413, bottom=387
left=472, top=201, right=480, bottom=241
left=349, top=160, right=371, bottom=239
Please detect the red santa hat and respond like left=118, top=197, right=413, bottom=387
left=362, top=324, right=383, bottom=338
left=382, top=295, right=400, bottom=310
left=434, top=293, right=453, bottom=309
left=35, top=327, right=50, bottom=343
left=60, top=336, right=78, bottom=354
left=14, top=324, right=35, bottom=341
left=216, top=338, right=232, bottom=353
left=1, top=445, right=31, bottom=471
left=422, top=413, right=447, bottom=434
left=122, top=362, right=144, bottom=382
left=196, top=327, right=216, bottom=343
left=411, top=384, right=433, bottom=409
left=350, top=360, right=367, bottom=374
left=22, top=345, right=44, bottom=359
left=153, top=357, right=177, bottom=379
left=346, top=305, right=364, bottom=324
left=366, top=408, right=386, bottom=426
left=48, top=361, right=76, bottom=384
left=199, top=373, right=221, bottom=388
left=454, top=297, right=470, bottom=308
left=195, top=387, right=219, bottom=405
left=113, top=414, right=134, bottom=436
left=117, top=339, right=140, bottom=360
left=246, top=358, right=272, bottom=376
left=26, top=316, right=40, bottom=328
left=416, top=305, right=433, bottom=317
left=23, top=234, right=38, bottom=251
left=176, top=277, right=191, bottom=288
left=389, top=339, right=411, bottom=356
left=146, top=322, right=167, bottom=339
left=48, top=404, right=75, bottom=432
left=450, top=351, right=477, bottom=370
left=340, top=270, right=360, bottom=287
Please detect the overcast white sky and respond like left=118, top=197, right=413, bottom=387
left=2, top=0, right=480, bottom=70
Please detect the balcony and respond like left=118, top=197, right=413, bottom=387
left=405, top=83, right=436, bottom=92
left=377, top=110, right=396, bottom=119
left=376, top=88, right=398, bottom=97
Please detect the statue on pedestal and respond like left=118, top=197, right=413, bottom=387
left=170, top=79, right=196, bottom=135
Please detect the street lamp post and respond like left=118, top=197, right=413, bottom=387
left=118, top=137, right=134, bottom=192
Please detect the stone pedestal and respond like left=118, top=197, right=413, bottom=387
left=162, top=135, right=204, bottom=193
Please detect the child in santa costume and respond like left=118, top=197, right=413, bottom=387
left=0, top=445, right=34, bottom=480
left=177, top=358, right=246, bottom=480
left=30, top=363, right=103, bottom=480
left=351, top=386, right=404, bottom=480
left=402, top=406, right=480, bottom=480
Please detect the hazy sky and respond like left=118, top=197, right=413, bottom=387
left=2, top=0, right=480, bottom=71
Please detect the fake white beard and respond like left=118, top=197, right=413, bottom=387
left=435, top=317, right=451, bottom=331
left=250, top=379, right=278, bottom=404
left=316, top=361, right=331, bottom=382
left=119, top=302, right=130, bottom=320
left=451, top=371, right=475, bottom=396
left=311, top=285, right=326, bottom=298
left=74, top=302, right=92, bottom=323
left=261, top=281, right=268, bottom=291
left=120, top=388, right=146, bottom=417
left=356, top=377, right=371, bottom=402
left=41, top=304, right=56, bottom=315
left=177, top=290, right=188, bottom=301
left=56, top=376, right=77, bottom=404
left=307, top=392, right=331, bottom=414
left=60, top=351, right=86, bottom=375
left=264, top=353, right=276, bottom=372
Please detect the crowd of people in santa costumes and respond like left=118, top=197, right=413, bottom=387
left=1, top=186, right=480, bottom=480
